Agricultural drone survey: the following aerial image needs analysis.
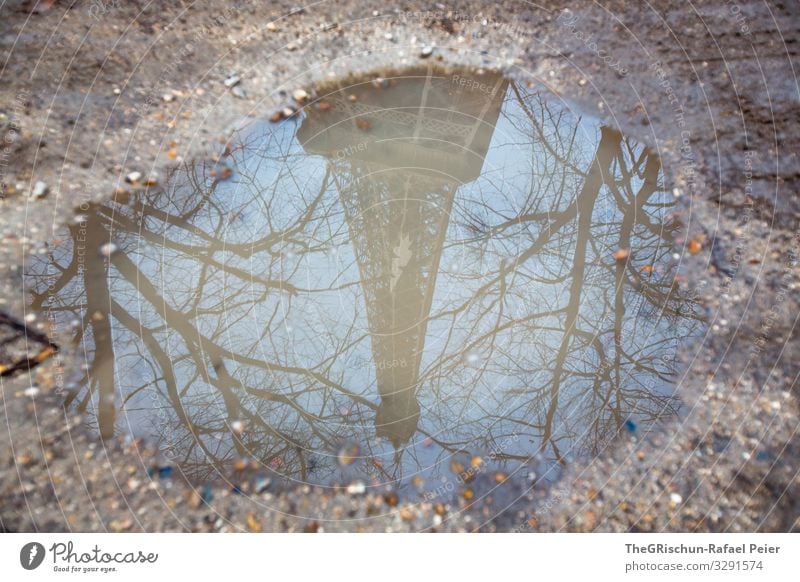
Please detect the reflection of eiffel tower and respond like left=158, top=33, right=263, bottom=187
left=298, top=67, right=508, bottom=446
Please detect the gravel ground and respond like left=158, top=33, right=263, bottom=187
left=1, top=0, right=798, bottom=532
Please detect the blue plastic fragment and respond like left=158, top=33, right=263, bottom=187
left=201, top=484, right=214, bottom=504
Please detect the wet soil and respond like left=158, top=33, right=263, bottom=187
left=1, top=0, right=799, bottom=532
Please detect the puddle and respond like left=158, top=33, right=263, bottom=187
left=26, top=66, right=704, bottom=499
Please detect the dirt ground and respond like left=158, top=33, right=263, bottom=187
left=1, top=0, right=798, bottom=532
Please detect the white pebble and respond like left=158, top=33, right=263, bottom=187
left=31, top=181, right=49, bottom=198
left=99, top=242, right=118, bottom=257
left=223, top=74, right=241, bottom=88
left=346, top=481, right=366, bottom=495
left=125, top=171, right=142, bottom=184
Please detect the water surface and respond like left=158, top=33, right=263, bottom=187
left=26, top=67, right=703, bottom=498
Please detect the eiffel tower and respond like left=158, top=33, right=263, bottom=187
left=298, top=67, right=508, bottom=447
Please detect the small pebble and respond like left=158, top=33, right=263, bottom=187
left=125, top=171, right=142, bottom=184
left=23, top=386, right=40, bottom=398
left=187, top=490, right=203, bottom=509
left=254, top=475, right=271, bottom=494
left=99, top=242, right=118, bottom=257
left=292, top=89, right=309, bottom=102
left=338, top=443, right=359, bottom=466
left=420, top=46, right=434, bottom=58
left=231, top=86, right=247, bottom=99
left=266, top=22, right=278, bottom=32
left=31, top=181, right=49, bottom=199
left=223, top=74, right=241, bottom=88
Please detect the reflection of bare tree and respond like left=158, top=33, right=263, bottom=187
left=26, top=69, right=702, bottom=488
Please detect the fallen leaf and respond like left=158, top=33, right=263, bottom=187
left=246, top=512, right=262, bottom=532
left=613, top=248, right=630, bottom=261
